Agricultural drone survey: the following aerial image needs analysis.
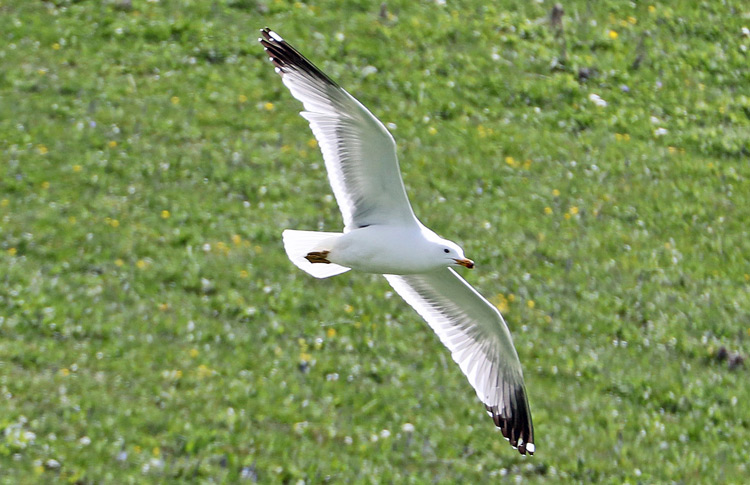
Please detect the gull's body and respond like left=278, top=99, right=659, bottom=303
left=287, top=224, right=467, bottom=275
left=260, top=28, right=535, bottom=455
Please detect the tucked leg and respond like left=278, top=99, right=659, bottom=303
left=305, top=250, right=331, bottom=264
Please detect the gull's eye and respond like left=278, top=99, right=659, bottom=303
left=443, top=248, right=450, bottom=253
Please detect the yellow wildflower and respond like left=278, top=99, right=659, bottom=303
left=494, top=294, right=509, bottom=313
left=197, top=364, right=214, bottom=378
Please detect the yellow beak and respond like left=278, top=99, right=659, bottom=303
left=453, top=258, right=475, bottom=269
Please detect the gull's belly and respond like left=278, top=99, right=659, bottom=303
left=328, top=225, right=437, bottom=275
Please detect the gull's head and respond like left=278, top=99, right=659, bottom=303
left=435, top=238, right=474, bottom=269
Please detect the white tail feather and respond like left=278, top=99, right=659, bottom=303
left=282, top=230, right=351, bottom=279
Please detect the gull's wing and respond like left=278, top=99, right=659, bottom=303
left=384, top=268, right=535, bottom=455
left=259, top=28, right=418, bottom=231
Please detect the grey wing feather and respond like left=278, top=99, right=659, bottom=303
left=384, top=268, right=534, bottom=455
left=259, top=28, right=417, bottom=231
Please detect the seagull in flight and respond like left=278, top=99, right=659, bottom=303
left=259, top=28, right=534, bottom=455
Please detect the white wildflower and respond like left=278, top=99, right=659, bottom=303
left=588, top=93, right=607, bottom=107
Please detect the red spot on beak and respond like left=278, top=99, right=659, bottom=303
left=454, top=258, right=474, bottom=269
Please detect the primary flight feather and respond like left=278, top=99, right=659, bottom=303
left=260, top=28, right=535, bottom=455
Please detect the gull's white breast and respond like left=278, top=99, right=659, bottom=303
left=328, top=225, right=443, bottom=275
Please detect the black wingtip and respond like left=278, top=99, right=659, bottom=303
left=259, top=27, right=283, bottom=43
left=257, top=28, right=340, bottom=88
left=485, top=386, right=535, bottom=455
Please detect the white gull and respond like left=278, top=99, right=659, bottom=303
left=260, top=28, right=534, bottom=455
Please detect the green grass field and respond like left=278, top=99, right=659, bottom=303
left=2, top=0, right=749, bottom=482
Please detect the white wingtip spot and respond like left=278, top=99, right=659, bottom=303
left=526, top=443, right=536, bottom=454
left=269, top=31, right=284, bottom=42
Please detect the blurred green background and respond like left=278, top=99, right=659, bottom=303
left=1, top=0, right=749, bottom=482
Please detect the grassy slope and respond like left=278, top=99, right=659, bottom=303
left=1, top=0, right=749, bottom=482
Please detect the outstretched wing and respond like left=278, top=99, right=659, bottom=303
left=259, top=28, right=418, bottom=232
left=384, top=268, right=535, bottom=455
